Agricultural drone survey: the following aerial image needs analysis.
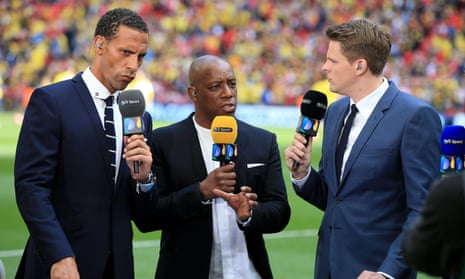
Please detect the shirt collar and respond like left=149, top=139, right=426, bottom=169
left=82, top=67, right=119, bottom=101
left=193, top=115, right=211, bottom=137
left=350, top=77, right=389, bottom=119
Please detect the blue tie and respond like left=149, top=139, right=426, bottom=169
left=104, top=96, right=116, bottom=183
left=335, top=104, right=358, bottom=183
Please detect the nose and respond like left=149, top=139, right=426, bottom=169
left=221, top=84, right=235, bottom=98
left=127, top=55, right=140, bottom=71
left=321, top=62, right=328, bottom=73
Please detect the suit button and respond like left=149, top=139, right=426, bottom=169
left=335, top=197, right=341, bottom=203
left=329, top=225, right=332, bottom=232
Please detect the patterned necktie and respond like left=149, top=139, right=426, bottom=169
left=335, top=104, right=358, bottom=183
left=104, top=96, right=116, bottom=183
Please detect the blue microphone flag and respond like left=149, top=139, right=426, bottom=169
left=440, top=125, right=465, bottom=173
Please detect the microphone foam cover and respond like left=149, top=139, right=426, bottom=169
left=211, top=115, right=238, bottom=144
left=441, top=125, right=465, bottom=155
left=118, top=89, right=146, bottom=117
left=300, top=90, right=328, bottom=120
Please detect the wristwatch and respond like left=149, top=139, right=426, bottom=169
left=140, top=170, right=155, bottom=184
left=136, top=170, right=156, bottom=193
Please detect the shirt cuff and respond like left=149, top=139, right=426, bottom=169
left=136, top=182, right=155, bottom=193
left=237, top=209, right=253, bottom=226
left=377, top=272, right=394, bottom=279
left=290, top=167, right=311, bottom=189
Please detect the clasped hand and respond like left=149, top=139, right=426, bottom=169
left=200, top=162, right=258, bottom=221
left=214, top=186, right=258, bottom=222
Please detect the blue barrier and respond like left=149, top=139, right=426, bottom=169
left=148, top=103, right=300, bottom=128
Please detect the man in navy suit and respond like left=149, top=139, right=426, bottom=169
left=285, top=19, right=442, bottom=279
left=14, top=8, right=157, bottom=279
left=142, top=55, right=291, bottom=279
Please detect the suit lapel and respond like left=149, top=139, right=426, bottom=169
left=326, top=98, right=350, bottom=189
left=234, top=121, right=247, bottom=193
left=71, top=74, right=116, bottom=189
left=186, top=115, right=210, bottom=181
left=339, top=83, right=399, bottom=187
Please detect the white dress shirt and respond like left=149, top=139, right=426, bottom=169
left=193, top=117, right=261, bottom=279
left=82, top=67, right=123, bottom=183
left=339, top=78, right=389, bottom=177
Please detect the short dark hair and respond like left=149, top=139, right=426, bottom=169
left=94, top=8, right=148, bottom=40
left=325, top=18, right=391, bottom=76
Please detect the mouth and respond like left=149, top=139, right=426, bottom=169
left=222, top=103, right=236, bottom=113
left=121, top=74, right=135, bottom=82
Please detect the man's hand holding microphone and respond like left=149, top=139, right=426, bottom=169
left=285, top=90, right=328, bottom=179
left=119, top=89, right=154, bottom=185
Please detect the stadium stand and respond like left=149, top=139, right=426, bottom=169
left=1, top=0, right=464, bottom=124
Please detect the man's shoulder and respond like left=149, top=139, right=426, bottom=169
left=29, top=75, right=82, bottom=104
left=35, top=74, right=81, bottom=97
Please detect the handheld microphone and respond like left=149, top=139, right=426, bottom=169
left=439, top=125, right=465, bottom=174
left=211, top=115, right=238, bottom=166
left=292, top=90, right=328, bottom=168
left=118, top=89, right=146, bottom=173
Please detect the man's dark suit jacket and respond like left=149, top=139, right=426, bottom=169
left=145, top=114, right=290, bottom=279
left=14, top=74, right=157, bottom=278
left=403, top=172, right=465, bottom=278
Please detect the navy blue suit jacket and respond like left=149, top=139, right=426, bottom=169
left=295, top=82, right=442, bottom=279
left=14, top=74, right=157, bottom=278
left=145, top=114, right=290, bottom=279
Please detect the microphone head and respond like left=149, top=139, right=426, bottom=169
left=211, top=115, right=238, bottom=144
left=440, top=125, right=465, bottom=155
left=118, top=89, right=146, bottom=117
left=300, top=90, right=328, bottom=120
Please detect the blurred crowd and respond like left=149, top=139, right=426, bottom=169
left=1, top=0, right=465, bottom=123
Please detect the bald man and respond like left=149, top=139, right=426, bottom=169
left=141, top=55, right=291, bottom=279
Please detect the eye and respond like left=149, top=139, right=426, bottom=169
left=121, top=49, right=131, bottom=56
left=208, top=84, right=221, bottom=91
left=229, top=81, right=237, bottom=89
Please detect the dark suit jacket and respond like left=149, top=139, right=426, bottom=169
left=403, top=172, right=465, bottom=278
left=14, top=74, right=157, bottom=279
left=145, top=114, right=290, bottom=279
left=295, top=81, right=442, bottom=279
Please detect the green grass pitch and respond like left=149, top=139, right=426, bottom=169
left=0, top=111, right=437, bottom=279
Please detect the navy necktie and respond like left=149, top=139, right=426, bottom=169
left=104, top=96, right=116, bottom=183
left=335, top=104, right=358, bottom=183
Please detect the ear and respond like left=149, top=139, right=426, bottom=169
left=355, top=59, right=366, bottom=72
left=188, top=86, right=197, bottom=101
left=94, top=36, right=105, bottom=52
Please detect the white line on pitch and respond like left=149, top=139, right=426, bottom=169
left=0, top=229, right=318, bottom=258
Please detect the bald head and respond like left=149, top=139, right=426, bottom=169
left=188, top=55, right=232, bottom=87
left=186, top=55, right=237, bottom=128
